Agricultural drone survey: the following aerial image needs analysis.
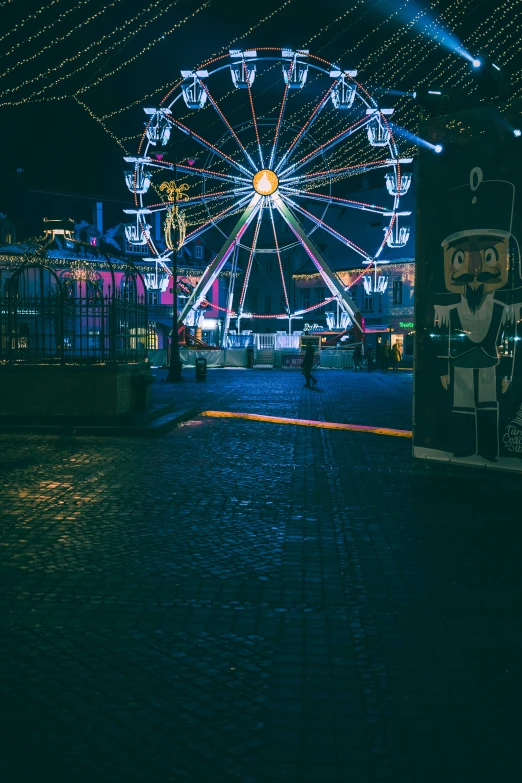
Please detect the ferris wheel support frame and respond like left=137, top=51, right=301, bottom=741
left=178, top=193, right=262, bottom=324
left=272, top=194, right=362, bottom=330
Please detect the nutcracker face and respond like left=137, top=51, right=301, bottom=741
left=443, top=234, right=509, bottom=313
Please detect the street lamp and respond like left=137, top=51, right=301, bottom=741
left=166, top=156, right=183, bottom=383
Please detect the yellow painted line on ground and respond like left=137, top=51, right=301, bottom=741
left=200, top=411, right=412, bottom=439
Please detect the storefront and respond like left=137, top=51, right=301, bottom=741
left=388, top=318, right=415, bottom=360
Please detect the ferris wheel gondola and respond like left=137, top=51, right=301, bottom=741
left=123, top=47, right=412, bottom=344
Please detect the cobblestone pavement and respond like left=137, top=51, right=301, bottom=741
left=1, top=369, right=521, bottom=782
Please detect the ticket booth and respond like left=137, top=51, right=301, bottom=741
left=299, top=333, right=322, bottom=352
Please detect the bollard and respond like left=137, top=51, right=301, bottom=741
left=195, top=356, right=207, bottom=382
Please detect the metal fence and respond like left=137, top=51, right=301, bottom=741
left=0, top=253, right=149, bottom=365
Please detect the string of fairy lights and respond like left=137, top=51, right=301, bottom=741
left=0, top=0, right=186, bottom=104
left=0, top=0, right=122, bottom=82
left=0, top=0, right=60, bottom=45
left=4, top=0, right=522, bottom=306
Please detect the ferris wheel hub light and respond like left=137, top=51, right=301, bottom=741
left=253, top=169, right=279, bottom=196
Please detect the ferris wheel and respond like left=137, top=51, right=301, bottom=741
left=123, top=48, right=412, bottom=342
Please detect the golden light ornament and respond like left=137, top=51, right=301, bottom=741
left=252, top=169, right=279, bottom=196
left=159, top=180, right=190, bottom=202
left=164, top=207, right=187, bottom=252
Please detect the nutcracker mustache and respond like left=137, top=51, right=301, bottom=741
left=451, top=269, right=502, bottom=284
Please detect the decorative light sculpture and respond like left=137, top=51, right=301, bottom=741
left=124, top=163, right=151, bottom=194
left=367, top=108, right=394, bottom=147
left=383, top=212, right=411, bottom=248
left=282, top=49, right=309, bottom=88
left=143, top=108, right=172, bottom=146
left=229, top=50, right=257, bottom=88
left=180, top=70, right=209, bottom=109
left=385, top=170, right=412, bottom=196
left=331, top=71, right=357, bottom=109
left=123, top=209, right=152, bottom=245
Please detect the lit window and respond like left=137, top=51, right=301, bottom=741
left=392, top=280, right=403, bottom=305
left=5, top=233, right=13, bottom=243
left=89, top=237, right=98, bottom=247
left=195, top=244, right=203, bottom=259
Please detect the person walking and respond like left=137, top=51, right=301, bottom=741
left=353, top=345, right=362, bottom=371
left=366, top=345, right=375, bottom=372
left=391, top=342, right=402, bottom=373
left=302, top=342, right=318, bottom=388
left=381, top=340, right=390, bottom=373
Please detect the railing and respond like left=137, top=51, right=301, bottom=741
left=226, top=333, right=254, bottom=348
left=320, top=349, right=353, bottom=369
left=275, top=334, right=300, bottom=350
left=0, top=292, right=149, bottom=364
left=255, top=334, right=276, bottom=350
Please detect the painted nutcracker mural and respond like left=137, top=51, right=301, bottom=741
left=414, top=106, right=522, bottom=471
left=432, top=168, right=521, bottom=461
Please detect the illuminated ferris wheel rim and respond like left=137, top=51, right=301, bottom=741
left=124, top=47, right=413, bottom=330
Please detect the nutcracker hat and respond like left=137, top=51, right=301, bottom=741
left=441, top=170, right=515, bottom=247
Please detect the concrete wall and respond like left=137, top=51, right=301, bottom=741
left=0, top=363, right=151, bottom=419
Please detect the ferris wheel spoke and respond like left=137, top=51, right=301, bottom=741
left=268, top=200, right=289, bottom=311
left=279, top=193, right=372, bottom=264
left=238, top=207, right=263, bottom=314
left=279, top=187, right=389, bottom=215
left=245, top=63, right=264, bottom=170
left=279, top=115, right=373, bottom=179
left=197, top=79, right=257, bottom=173
left=268, top=81, right=290, bottom=170
left=274, top=80, right=339, bottom=174
left=183, top=194, right=253, bottom=244
left=175, top=163, right=251, bottom=185
left=148, top=189, right=251, bottom=211
left=179, top=194, right=262, bottom=324
left=272, top=193, right=363, bottom=327
left=166, top=116, right=252, bottom=178
left=280, top=157, right=405, bottom=187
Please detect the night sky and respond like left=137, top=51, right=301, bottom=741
left=0, top=0, right=515, bottom=233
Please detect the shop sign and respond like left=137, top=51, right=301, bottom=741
left=281, top=353, right=319, bottom=369
left=399, top=321, right=414, bottom=329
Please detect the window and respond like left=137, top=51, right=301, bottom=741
left=392, top=280, right=403, bottom=305
left=364, top=292, right=374, bottom=312
left=302, top=289, right=310, bottom=309
left=177, top=248, right=183, bottom=258
left=88, top=330, right=100, bottom=349
left=315, top=287, right=325, bottom=305
left=89, top=237, right=98, bottom=247
left=125, top=241, right=147, bottom=255
left=195, top=244, right=203, bottom=260
left=264, top=295, right=271, bottom=314
left=5, top=233, right=13, bottom=243
left=148, top=291, right=159, bottom=305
